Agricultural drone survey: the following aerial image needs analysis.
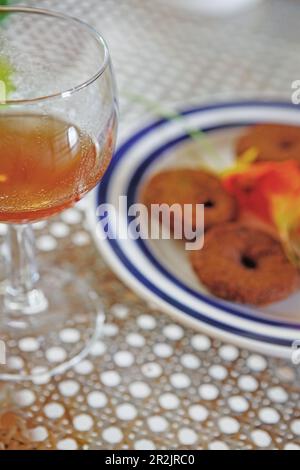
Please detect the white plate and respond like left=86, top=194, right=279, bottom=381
left=89, top=101, right=300, bottom=358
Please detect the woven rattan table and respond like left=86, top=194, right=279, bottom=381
left=1, top=0, right=300, bottom=450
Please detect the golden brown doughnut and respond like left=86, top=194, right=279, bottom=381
left=190, top=223, right=299, bottom=305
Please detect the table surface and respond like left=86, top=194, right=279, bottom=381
left=2, top=0, right=300, bottom=450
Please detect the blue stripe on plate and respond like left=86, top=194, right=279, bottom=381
left=102, top=236, right=292, bottom=347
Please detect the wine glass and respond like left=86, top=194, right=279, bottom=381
left=0, top=6, right=118, bottom=381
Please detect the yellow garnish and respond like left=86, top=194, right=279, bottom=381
left=220, top=147, right=259, bottom=178
left=271, top=194, right=300, bottom=267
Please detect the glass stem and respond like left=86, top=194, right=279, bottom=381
left=4, top=224, right=48, bottom=314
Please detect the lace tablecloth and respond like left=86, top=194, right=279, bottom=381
left=3, top=0, right=300, bottom=450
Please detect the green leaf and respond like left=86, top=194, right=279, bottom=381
left=0, top=56, right=15, bottom=98
left=0, top=0, right=10, bottom=22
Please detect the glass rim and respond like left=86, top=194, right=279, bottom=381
left=0, top=5, right=110, bottom=105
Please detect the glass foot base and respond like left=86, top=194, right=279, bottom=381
left=0, top=269, right=104, bottom=381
